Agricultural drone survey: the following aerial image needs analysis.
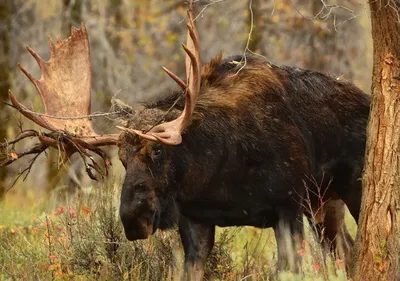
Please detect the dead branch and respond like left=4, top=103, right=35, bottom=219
left=5, top=145, right=47, bottom=192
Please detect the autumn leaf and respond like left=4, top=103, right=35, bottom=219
left=312, top=263, right=320, bottom=272
left=81, top=206, right=91, bottom=214
left=335, top=259, right=344, bottom=268
left=47, top=263, right=60, bottom=271
left=54, top=206, right=66, bottom=216
left=69, top=206, right=77, bottom=219
left=10, top=152, right=18, bottom=159
left=297, top=248, right=306, bottom=256
left=49, top=255, right=57, bottom=262
left=31, top=227, right=39, bottom=234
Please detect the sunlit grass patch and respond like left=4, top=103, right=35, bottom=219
left=0, top=189, right=44, bottom=227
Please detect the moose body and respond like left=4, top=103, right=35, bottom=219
left=118, top=54, right=370, bottom=278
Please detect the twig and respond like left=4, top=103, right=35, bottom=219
left=240, top=274, right=254, bottom=281
left=3, top=101, right=123, bottom=120
left=6, top=146, right=46, bottom=192
left=193, top=0, right=227, bottom=21
left=234, top=0, right=254, bottom=76
left=1, top=143, right=47, bottom=166
left=45, top=215, right=55, bottom=280
left=387, top=0, right=400, bottom=23
left=289, top=0, right=359, bottom=30
left=0, top=130, right=38, bottom=148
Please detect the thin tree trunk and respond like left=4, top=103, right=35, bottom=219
left=0, top=1, right=12, bottom=199
left=306, top=0, right=323, bottom=70
left=352, top=2, right=400, bottom=280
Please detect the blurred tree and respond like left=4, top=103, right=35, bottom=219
left=248, top=0, right=369, bottom=91
left=352, top=2, right=400, bottom=281
left=62, top=0, right=83, bottom=37
left=0, top=0, right=14, bottom=199
left=108, top=0, right=124, bottom=52
left=305, top=0, right=324, bottom=70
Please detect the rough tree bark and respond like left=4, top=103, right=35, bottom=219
left=352, top=2, right=400, bottom=281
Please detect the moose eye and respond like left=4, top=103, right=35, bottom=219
left=153, top=148, right=163, bottom=158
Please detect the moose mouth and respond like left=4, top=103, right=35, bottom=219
left=123, top=210, right=160, bottom=241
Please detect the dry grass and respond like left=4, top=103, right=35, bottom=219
left=0, top=175, right=355, bottom=281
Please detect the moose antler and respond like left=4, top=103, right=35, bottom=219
left=1, top=24, right=119, bottom=181
left=118, top=0, right=201, bottom=145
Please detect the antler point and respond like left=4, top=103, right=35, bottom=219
left=47, top=36, right=55, bottom=51
left=162, top=66, right=187, bottom=90
left=116, top=125, right=127, bottom=131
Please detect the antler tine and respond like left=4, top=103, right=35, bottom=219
left=162, top=66, right=187, bottom=90
left=184, top=6, right=201, bottom=97
left=26, top=45, right=46, bottom=70
left=177, top=3, right=201, bottom=132
left=122, top=0, right=201, bottom=145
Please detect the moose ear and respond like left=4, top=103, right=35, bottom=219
left=188, top=112, right=205, bottom=130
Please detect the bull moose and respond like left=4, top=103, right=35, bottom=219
left=2, top=1, right=370, bottom=280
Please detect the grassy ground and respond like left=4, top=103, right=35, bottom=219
left=0, top=175, right=357, bottom=281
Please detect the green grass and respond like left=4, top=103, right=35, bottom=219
left=0, top=176, right=355, bottom=281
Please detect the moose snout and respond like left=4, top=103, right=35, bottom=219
left=119, top=165, right=159, bottom=240
left=119, top=188, right=158, bottom=240
left=120, top=207, right=156, bottom=240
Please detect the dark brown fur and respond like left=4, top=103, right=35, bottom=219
left=118, top=53, right=370, bottom=279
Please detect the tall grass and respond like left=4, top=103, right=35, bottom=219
left=0, top=176, right=353, bottom=281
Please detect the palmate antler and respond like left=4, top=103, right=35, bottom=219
left=117, top=0, right=201, bottom=145
left=1, top=0, right=200, bottom=185
left=1, top=24, right=119, bottom=181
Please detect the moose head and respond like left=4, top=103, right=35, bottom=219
left=2, top=1, right=200, bottom=241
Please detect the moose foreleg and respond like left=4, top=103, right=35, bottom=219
left=273, top=208, right=305, bottom=273
left=179, top=217, right=215, bottom=281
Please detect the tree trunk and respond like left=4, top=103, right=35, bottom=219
left=0, top=0, right=12, bottom=199
left=352, top=2, right=400, bottom=281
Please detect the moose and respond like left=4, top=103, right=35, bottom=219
left=2, top=2, right=370, bottom=280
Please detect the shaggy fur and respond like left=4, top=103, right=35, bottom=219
left=118, top=53, right=370, bottom=279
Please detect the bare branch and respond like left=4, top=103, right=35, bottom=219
left=193, top=0, right=227, bottom=21
left=1, top=143, right=47, bottom=166
left=0, top=130, right=38, bottom=148
left=289, top=0, right=360, bottom=30
left=5, top=145, right=47, bottom=192
left=3, top=100, right=128, bottom=121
